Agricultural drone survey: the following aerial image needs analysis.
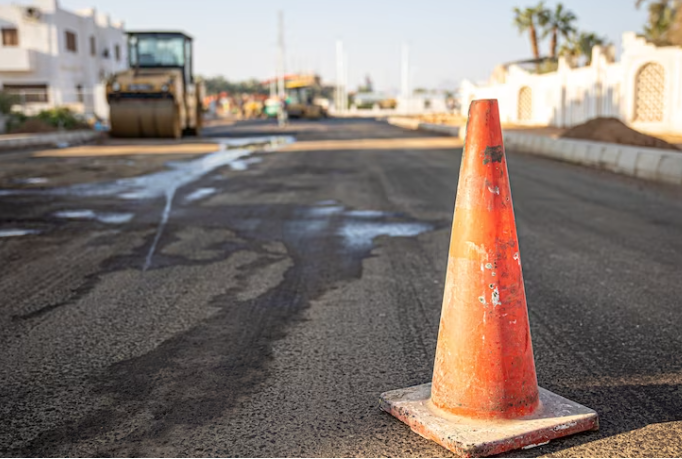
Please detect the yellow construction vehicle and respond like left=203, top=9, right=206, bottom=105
left=107, top=31, right=204, bottom=138
left=284, top=74, right=327, bottom=119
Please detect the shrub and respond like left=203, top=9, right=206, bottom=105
left=8, top=117, right=56, bottom=134
left=6, top=107, right=89, bottom=133
left=0, top=91, right=19, bottom=115
left=35, top=107, right=87, bottom=130
left=6, top=112, right=27, bottom=133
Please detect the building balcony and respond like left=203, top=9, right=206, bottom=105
left=0, top=48, right=34, bottom=72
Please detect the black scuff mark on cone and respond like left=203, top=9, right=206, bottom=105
left=483, top=145, right=504, bottom=165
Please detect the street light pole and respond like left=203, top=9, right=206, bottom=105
left=336, top=40, right=344, bottom=115
left=277, top=10, right=287, bottom=127
left=401, top=43, right=410, bottom=114
left=344, top=50, right=349, bottom=112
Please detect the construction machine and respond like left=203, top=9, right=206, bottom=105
left=262, top=74, right=328, bottom=120
left=284, top=74, right=327, bottom=119
left=107, top=31, right=204, bottom=138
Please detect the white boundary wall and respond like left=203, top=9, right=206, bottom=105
left=386, top=116, right=682, bottom=186
left=503, top=132, right=682, bottom=185
left=460, top=32, right=682, bottom=135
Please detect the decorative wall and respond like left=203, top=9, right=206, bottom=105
left=460, top=33, right=682, bottom=134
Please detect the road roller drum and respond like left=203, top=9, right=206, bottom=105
left=109, top=100, right=181, bottom=139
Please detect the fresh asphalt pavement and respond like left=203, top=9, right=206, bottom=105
left=0, top=118, right=681, bottom=457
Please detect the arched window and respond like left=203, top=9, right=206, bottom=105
left=518, top=86, right=532, bottom=121
left=634, top=63, right=665, bottom=122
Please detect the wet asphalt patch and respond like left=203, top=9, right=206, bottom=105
left=2, top=152, right=445, bottom=456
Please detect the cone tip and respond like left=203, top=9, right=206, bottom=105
left=465, top=99, right=502, bottom=144
left=468, top=99, right=499, bottom=115
left=470, top=98, right=498, bottom=106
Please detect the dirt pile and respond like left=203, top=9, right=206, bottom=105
left=560, top=117, right=679, bottom=151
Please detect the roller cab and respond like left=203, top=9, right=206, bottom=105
left=107, top=31, right=204, bottom=138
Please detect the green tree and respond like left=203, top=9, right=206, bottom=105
left=579, top=32, right=609, bottom=64
left=636, top=0, right=679, bottom=45
left=538, top=3, right=577, bottom=58
left=513, top=2, right=550, bottom=61
left=670, top=9, right=682, bottom=44
left=560, top=31, right=609, bottom=65
left=202, top=76, right=268, bottom=96
left=558, top=33, right=581, bottom=62
left=358, top=74, right=373, bottom=93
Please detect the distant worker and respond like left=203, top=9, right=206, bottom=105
left=234, top=95, right=242, bottom=119
left=221, top=97, right=230, bottom=116
left=244, top=96, right=261, bottom=119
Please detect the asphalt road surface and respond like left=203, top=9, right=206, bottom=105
left=1, top=118, right=681, bottom=457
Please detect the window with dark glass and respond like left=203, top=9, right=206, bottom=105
left=129, top=34, right=185, bottom=67
left=2, top=84, right=49, bottom=103
left=2, top=28, right=18, bottom=46
left=65, top=30, right=77, bottom=52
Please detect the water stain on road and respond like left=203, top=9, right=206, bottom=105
left=14, top=177, right=48, bottom=185
left=0, top=132, right=449, bottom=456
left=290, top=201, right=434, bottom=251
left=7, top=194, right=444, bottom=456
left=57, top=136, right=292, bottom=202
left=184, top=187, right=217, bottom=202
left=0, top=229, right=40, bottom=238
left=54, top=210, right=134, bottom=224
left=229, top=157, right=263, bottom=171
left=0, top=136, right=293, bottom=270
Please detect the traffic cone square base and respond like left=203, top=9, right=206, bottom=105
left=380, top=383, right=598, bottom=458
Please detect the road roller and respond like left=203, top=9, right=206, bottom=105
left=283, top=74, right=327, bottom=119
left=107, top=31, right=204, bottom=138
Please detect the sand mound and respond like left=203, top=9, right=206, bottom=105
left=560, top=117, right=679, bottom=151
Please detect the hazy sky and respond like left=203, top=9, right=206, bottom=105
left=59, top=0, right=648, bottom=91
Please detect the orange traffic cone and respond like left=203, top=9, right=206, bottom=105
left=380, top=99, right=598, bottom=457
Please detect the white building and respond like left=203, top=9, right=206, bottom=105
left=460, top=32, right=682, bottom=135
left=0, top=0, right=127, bottom=118
left=396, top=94, right=448, bottom=115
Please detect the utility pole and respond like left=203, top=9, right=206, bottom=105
left=401, top=43, right=410, bottom=114
left=336, top=40, right=344, bottom=115
left=344, top=50, right=349, bottom=112
left=277, top=10, right=287, bottom=127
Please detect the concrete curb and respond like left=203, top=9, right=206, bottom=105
left=387, top=117, right=461, bottom=137
left=0, top=130, right=100, bottom=151
left=503, top=132, right=682, bottom=186
left=386, top=117, right=682, bottom=186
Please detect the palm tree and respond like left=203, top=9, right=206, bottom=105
left=513, top=2, right=549, bottom=61
left=670, top=8, right=682, bottom=45
left=538, top=3, right=577, bottom=58
left=558, top=33, right=581, bottom=63
left=578, top=32, right=609, bottom=65
left=636, top=0, right=680, bottom=44
left=559, top=32, right=609, bottom=66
